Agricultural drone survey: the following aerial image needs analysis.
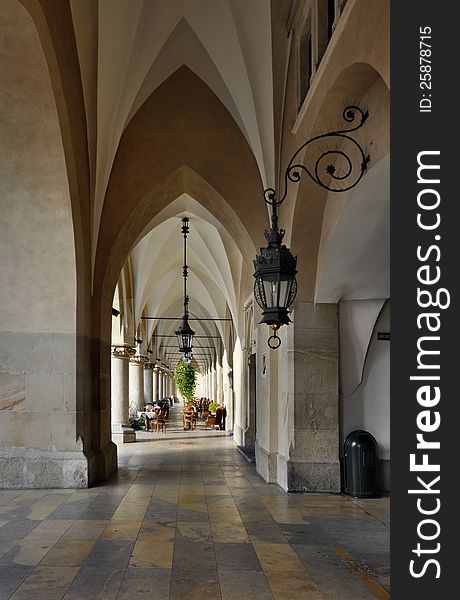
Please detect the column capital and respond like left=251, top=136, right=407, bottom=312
left=144, top=362, right=156, bottom=370
left=129, top=354, right=150, bottom=366
left=111, top=344, right=136, bottom=359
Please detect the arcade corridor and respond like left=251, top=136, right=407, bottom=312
left=1, top=0, right=390, bottom=596
left=0, top=407, right=389, bottom=600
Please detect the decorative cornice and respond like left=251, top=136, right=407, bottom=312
left=111, top=344, right=136, bottom=359
left=129, top=354, right=150, bottom=366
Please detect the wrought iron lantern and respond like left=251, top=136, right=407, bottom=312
left=253, top=221, right=297, bottom=349
left=175, top=217, right=195, bottom=354
left=176, top=315, right=194, bottom=354
left=254, top=106, right=370, bottom=348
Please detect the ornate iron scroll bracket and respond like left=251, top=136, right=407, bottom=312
left=264, top=106, right=370, bottom=212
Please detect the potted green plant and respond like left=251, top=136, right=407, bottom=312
left=174, top=359, right=197, bottom=403
left=208, top=402, right=219, bottom=415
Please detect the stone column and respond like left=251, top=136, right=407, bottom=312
left=165, top=372, right=170, bottom=397
left=223, top=353, right=233, bottom=431
left=159, top=371, right=164, bottom=399
left=152, top=367, right=159, bottom=402
left=217, top=360, right=223, bottom=404
left=111, top=345, right=136, bottom=443
left=129, top=355, right=149, bottom=413
left=144, top=363, right=154, bottom=405
left=211, top=361, right=216, bottom=401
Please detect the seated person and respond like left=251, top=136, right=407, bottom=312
left=141, top=413, right=151, bottom=431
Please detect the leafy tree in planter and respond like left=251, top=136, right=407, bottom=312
left=174, top=360, right=197, bottom=402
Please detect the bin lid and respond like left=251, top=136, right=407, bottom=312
left=344, top=430, right=378, bottom=452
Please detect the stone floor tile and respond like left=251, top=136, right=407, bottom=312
left=175, top=521, right=212, bottom=543
left=26, top=493, right=73, bottom=518
left=253, top=542, right=306, bottom=573
left=244, top=521, right=288, bottom=544
left=169, top=568, right=221, bottom=600
left=0, top=519, right=38, bottom=543
left=292, top=544, right=376, bottom=600
left=46, top=504, right=88, bottom=520
left=77, top=506, right=118, bottom=520
left=117, top=567, right=171, bottom=599
left=177, top=506, right=209, bottom=522
left=21, top=519, right=73, bottom=543
left=40, top=539, right=95, bottom=567
left=130, top=540, right=174, bottom=568
left=265, top=570, right=327, bottom=599
left=84, top=539, right=134, bottom=569
left=10, top=566, right=79, bottom=600
left=214, top=542, right=262, bottom=571
left=110, top=505, right=147, bottom=521
left=207, top=496, right=238, bottom=509
left=0, top=505, right=30, bottom=521
left=238, top=507, right=275, bottom=523
left=138, top=520, right=176, bottom=542
left=0, top=565, right=33, bottom=600
left=61, top=519, right=108, bottom=539
left=100, top=519, right=142, bottom=540
left=279, top=523, right=328, bottom=546
left=7, top=491, right=49, bottom=506
left=1, top=542, right=54, bottom=566
left=0, top=491, right=23, bottom=506
left=63, top=565, right=124, bottom=600
left=172, top=539, right=216, bottom=572
left=219, top=570, right=274, bottom=600
left=209, top=507, right=243, bottom=524
left=211, top=520, right=250, bottom=543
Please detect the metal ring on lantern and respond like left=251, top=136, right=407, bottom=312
left=268, top=331, right=281, bottom=349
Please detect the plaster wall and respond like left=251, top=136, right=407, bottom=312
left=339, top=299, right=390, bottom=489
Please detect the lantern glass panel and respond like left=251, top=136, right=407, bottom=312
left=279, top=279, right=292, bottom=308
left=262, top=276, right=279, bottom=309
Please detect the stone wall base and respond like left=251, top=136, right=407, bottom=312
left=277, top=453, right=341, bottom=493
left=112, top=425, right=136, bottom=444
left=0, top=448, right=88, bottom=488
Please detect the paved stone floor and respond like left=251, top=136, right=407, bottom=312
left=0, top=404, right=389, bottom=599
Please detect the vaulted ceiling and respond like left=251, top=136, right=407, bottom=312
left=69, top=0, right=278, bottom=267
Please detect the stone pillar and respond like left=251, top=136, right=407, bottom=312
left=165, top=374, right=170, bottom=397
left=129, top=355, right=149, bottom=414
left=111, top=345, right=136, bottom=443
left=159, top=371, right=164, bottom=399
left=144, top=363, right=154, bottom=405
left=277, top=302, right=340, bottom=493
left=152, top=367, right=159, bottom=402
left=217, top=360, right=223, bottom=404
left=223, top=353, right=233, bottom=431
left=211, top=362, right=216, bottom=401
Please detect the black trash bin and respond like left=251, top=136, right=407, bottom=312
left=344, top=430, right=379, bottom=498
